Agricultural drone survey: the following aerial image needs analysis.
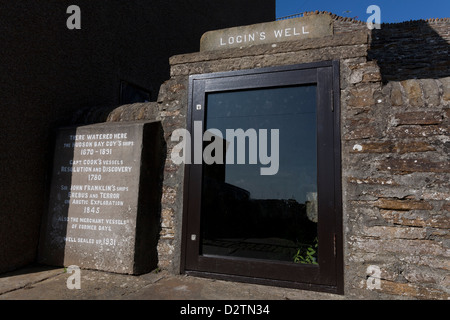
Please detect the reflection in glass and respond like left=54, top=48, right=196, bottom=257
left=201, top=85, right=318, bottom=264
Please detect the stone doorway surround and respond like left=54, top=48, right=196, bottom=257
left=106, top=13, right=450, bottom=299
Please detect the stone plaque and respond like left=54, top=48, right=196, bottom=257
left=39, top=121, right=163, bottom=275
left=200, top=15, right=333, bottom=51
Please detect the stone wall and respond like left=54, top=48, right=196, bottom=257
left=106, top=14, right=449, bottom=299
left=337, top=14, right=449, bottom=299
left=107, top=79, right=189, bottom=273
left=106, top=30, right=370, bottom=274
left=341, top=60, right=449, bottom=300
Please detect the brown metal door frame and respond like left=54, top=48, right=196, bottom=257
left=180, top=61, right=343, bottom=295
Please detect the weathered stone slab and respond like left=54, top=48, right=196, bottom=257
left=39, top=121, right=164, bottom=274
left=200, top=15, right=333, bottom=51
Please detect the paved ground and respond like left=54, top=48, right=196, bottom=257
left=0, top=264, right=344, bottom=301
left=3, top=265, right=432, bottom=319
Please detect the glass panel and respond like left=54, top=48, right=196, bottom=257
left=201, top=85, right=318, bottom=264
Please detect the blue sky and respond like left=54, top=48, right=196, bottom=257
left=276, top=0, right=449, bottom=22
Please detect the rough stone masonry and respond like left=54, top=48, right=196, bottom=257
left=105, top=12, right=449, bottom=299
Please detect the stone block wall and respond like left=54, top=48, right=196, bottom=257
left=336, top=14, right=449, bottom=299
left=341, top=63, right=449, bottom=299
left=106, top=30, right=370, bottom=274
left=107, top=77, right=190, bottom=273
left=106, top=14, right=449, bottom=299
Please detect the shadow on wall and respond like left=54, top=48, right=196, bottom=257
left=0, top=0, right=275, bottom=274
left=368, top=20, right=450, bottom=82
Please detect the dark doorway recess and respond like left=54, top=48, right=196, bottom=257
left=181, top=61, right=343, bottom=294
